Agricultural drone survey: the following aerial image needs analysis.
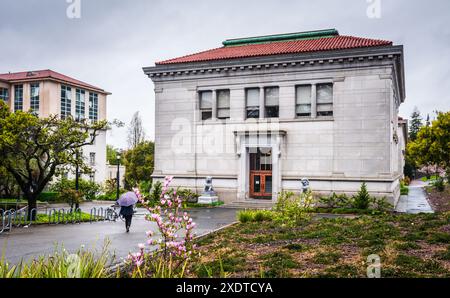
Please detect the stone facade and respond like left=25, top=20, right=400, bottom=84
left=143, top=33, right=406, bottom=206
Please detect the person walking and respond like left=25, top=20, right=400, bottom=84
left=120, top=204, right=134, bottom=233
left=117, top=191, right=139, bottom=233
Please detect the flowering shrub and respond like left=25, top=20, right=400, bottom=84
left=274, top=191, right=315, bottom=225
left=125, top=176, right=198, bottom=278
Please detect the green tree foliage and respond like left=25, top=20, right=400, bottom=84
left=0, top=101, right=107, bottom=219
left=123, top=141, right=154, bottom=188
left=50, top=178, right=101, bottom=201
left=409, top=107, right=423, bottom=141
left=0, top=165, right=20, bottom=198
left=408, top=111, right=450, bottom=189
left=107, top=145, right=122, bottom=165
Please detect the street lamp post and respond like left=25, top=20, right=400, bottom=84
left=116, top=153, right=121, bottom=201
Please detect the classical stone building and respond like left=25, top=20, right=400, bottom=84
left=0, top=70, right=110, bottom=184
left=143, top=29, right=407, bottom=206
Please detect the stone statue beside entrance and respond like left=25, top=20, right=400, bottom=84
left=198, top=176, right=219, bottom=204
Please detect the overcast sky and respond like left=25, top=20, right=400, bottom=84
left=1, top=0, right=449, bottom=149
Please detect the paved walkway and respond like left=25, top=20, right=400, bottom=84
left=395, top=180, right=434, bottom=214
left=0, top=208, right=239, bottom=265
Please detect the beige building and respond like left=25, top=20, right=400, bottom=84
left=0, top=70, right=110, bottom=184
left=144, top=29, right=407, bottom=207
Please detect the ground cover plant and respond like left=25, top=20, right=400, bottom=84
left=191, top=212, right=450, bottom=278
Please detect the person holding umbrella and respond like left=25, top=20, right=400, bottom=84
left=117, top=190, right=140, bottom=233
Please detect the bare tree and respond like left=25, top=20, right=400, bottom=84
left=127, top=111, right=146, bottom=149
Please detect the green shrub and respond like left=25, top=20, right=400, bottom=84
left=58, top=189, right=82, bottom=208
left=352, top=183, right=370, bottom=210
left=177, top=188, right=199, bottom=204
left=253, top=210, right=274, bottom=222
left=400, top=182, right=409, bottom=195
left=432, top=178, right=445, bottom=192
left=50, top=179, right=101, bottom=201
left=37, top=192, right=59, bottom=202
left=274, top=191, right=314, bottom=225
left=237, top=210, right=254, bottom=223
left=319, top=193, right=351, bottom=209
left=149, top=181, right=163, bottom=202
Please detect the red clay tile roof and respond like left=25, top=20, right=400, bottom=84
left=156, top=35, right=392, bottom=65
left=0, top=69, right=107, bottom=93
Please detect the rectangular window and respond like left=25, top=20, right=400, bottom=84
left=14, top=85, right=23, bottom=112
left=30, top=83, right=40, bottom=115
left=217, top=90, right=230, bottom=120
left=265, top=87, right=279, bottom=118
left=61, top=85, right=72, bottom=119
left=246, top=88, right=260, bottom=119
left=89, top=152, right=96, bottom=166
left=296, top=85, right=312, bottom=117
left=316, top=83, right=333, bottom=117
left=0, top=88, right=9, bottom=102
left=89, top=93, right=98, bottom=122
left=199, top=91, right=213, bottom=120
left=75, top=89, right=86, bottom=121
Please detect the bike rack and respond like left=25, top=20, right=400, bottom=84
left=0, top=210, right=12, bottom=234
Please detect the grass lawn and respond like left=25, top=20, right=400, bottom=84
left=191, top=212, right=450, bottom=278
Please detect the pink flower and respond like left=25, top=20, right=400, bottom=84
left=146, top=230, right=154, bottom=237
left=138, top=243, right=145, bottom=250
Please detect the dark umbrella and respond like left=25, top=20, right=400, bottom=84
left=117, top=192, right=139, bottom=207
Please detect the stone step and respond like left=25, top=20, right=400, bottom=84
left=221, top=201, right=275, bottom=210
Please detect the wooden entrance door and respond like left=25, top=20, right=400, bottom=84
left=249, top=148, right=273, bottom=199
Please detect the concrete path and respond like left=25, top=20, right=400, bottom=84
left=395, top=180, right=434, bottom=214
left=0, top=208, right=239, bottom=265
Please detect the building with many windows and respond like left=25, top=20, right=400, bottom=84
left=0, top=70, right=110, bottom=184
left=143, top=29, right=407, bottom=207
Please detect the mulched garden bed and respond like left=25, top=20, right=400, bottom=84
left=426, top=186, right=450, bottom=212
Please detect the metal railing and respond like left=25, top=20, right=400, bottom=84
left=1, top=206, right=118, bottom=234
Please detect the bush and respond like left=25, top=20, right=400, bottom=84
left=58, top=188, right=82, bottom=208
left=274, top=191, right=314, bottom=225
left=319, top=193, right=351, bottom=209
left=37, top=192, right=59, bottom=202
left=149, top=181, right=163, bottom=203
left=177, top=188, right=199, bottom=204
left=400, top=182, right=409, bottom=196
left=50, top=179, right=101, bottom=201
left=237, top=210, right=274, bottom=223
left=352, top=183, right=370, bottom=210
left=432, top=178, right=445, bottom=192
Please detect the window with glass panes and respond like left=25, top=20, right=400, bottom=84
left=89, top=93, right=98, bottom=121
left=14, top=85, right=23, bottom=112
left=316, top=83, right=333, bottom=116
left=246, top=88, right=260, bottom=119
left=61, top=85, right=72, bottom=119
left=296, top=85, right=312, bottom=117
left=265, top=87, right=279, bottom=118
left=0, top=88, right=9, bottom=102
left=30, top=83, right=40, bottom=115
left=199, top=91, right=213, bottom=120
left=75, top=89, right=86, bottom=121
left=217, top=90, right=230, bottom=120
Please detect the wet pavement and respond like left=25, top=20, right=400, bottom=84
left=395, top=180, right=434, bottom=214
left=0, top=207, right=239, bottom=265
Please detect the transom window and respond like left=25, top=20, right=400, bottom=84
left=30, top=83, right=40, bottom=116
left=217, top=90, right=230, bottom=120
left=89, top=93, right=99, bottom=122
left=0, top=88, right=9, bottom=102
left=296, top=85, right=312, bottom=117
left=265, top=87, right=279, bottom=118
left=316, top=83, right=333, bottom=117
left=61, top=85, right=72, bottom=119
left=246, top=88, right=260, bottom=119
left=14, top=85, right=23, bottom=112
left=76, top=89, right=86, bottom=121
left=199, top=91, right=213, bottom=120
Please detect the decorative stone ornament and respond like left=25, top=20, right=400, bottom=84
left=301, top=178, right=310, bottom=193
left=198, top=176, right=219, bottom=204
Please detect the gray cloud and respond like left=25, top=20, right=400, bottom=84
left=1, top=0, right=449, bottom=148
